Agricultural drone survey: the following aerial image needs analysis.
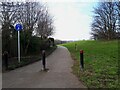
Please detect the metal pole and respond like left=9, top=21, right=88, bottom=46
left=18, top=31, right=20, bottom=63
left=80, top=50, right=84, bottom=70
left=42, top=50, right=46, bottom=71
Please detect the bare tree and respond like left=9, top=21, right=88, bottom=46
left=115, top=2, right=120, bottom=39
left=115, top=1, right=120, bottom=17
left=35, top=5, right=54, bottom=39
left=91, top=2, right=119, bottom=40
left=0, top=2, right=19, bottom=53
left=0, top=1, right=55, bottom=56
left=18, top=2, right=43, bottom=54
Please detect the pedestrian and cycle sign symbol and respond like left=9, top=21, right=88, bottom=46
left=15, top=24, right=22, bottom=31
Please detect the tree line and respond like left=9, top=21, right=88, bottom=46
left=0, top=2, right=54, bottom=57
left=91, top=1, right=120, bottom=40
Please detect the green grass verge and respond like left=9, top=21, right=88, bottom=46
left=61, top=40, right=119, bottom=88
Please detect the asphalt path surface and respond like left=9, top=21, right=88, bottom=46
left=2, top=46, right=87, bottom=88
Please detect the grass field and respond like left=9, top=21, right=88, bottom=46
left=61, top=40, right=119, bottom=88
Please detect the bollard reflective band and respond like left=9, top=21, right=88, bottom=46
left=80, top=50, right=83, bottom=53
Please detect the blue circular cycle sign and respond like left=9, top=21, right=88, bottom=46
left=15, top=24, right=22, bottom=31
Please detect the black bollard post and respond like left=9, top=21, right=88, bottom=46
left=80, top=50, right=84, bottom=70
left=75, top=44, right=77, bottom=51
left=42, top=50, right=46, bottom=71
left=3, top=51, right=8, bottom=70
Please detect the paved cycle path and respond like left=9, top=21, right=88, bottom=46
left=3, top=46, right=87, bottom=88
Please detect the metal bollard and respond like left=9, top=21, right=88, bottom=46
left=75, top=44, right=77, bottom=51
left=42, top=50, right=46, bottom=71
left=80, top=50, right=84, bottom=70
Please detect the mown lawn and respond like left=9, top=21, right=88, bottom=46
left=61, top=40, right=119, bottom=88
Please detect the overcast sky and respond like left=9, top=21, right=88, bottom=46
left=1, top=0, right=119, bottom=40
left=1, top=0, right=99, bottom=40
left=45, top=1, right=98, bottom=40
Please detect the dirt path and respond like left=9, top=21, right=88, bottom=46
left=2, top=46, right=87, bottom=88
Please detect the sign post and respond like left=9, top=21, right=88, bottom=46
left=15, top=24, right=22, bottom=63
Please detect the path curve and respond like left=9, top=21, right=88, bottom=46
left=3, top=46, right=87, bottom=88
